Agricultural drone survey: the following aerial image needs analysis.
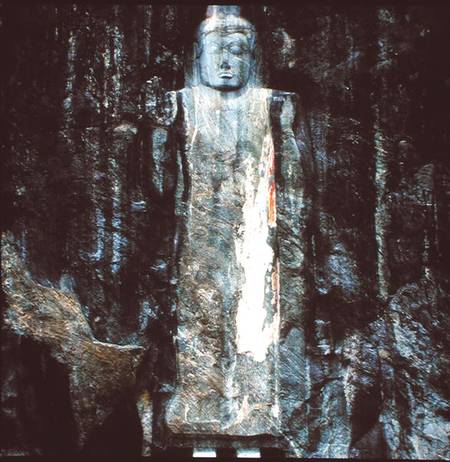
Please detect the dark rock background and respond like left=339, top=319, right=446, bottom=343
left=1, top=3, right=449, bottom=458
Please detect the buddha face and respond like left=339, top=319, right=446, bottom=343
left=197, top=31, right=253, bottom=91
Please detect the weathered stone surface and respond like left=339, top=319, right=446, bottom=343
left=2, top=3, right=449, bottom=458
left=2, top=233, right=145, bottom=451
left=379, top=280, right=450, bottom=460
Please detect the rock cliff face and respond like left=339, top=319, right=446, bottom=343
left=1, top=4, right=449, bottom=458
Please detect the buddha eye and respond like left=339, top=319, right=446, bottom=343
left=229, top=45, right=243, bottom=55
left=210, top=44, right=221, bottom=53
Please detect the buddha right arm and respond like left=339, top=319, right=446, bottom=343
left=148, top=91, right=179, bottom=200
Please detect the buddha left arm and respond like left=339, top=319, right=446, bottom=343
left=277, top=92, right=314, bottom=243
left=275, top=92, right=314, bottom=331
left=148, top=91, right=179, bottom=202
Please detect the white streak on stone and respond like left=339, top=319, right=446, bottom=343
left=223, top=346, right=237, bottom=414
left=235, top=130, right=277, bottom=362
left=113, top=123, right=138, bottom=135
left=271, top=403, right=280, bottom=419
left=111, top=24, right=123, bottom=119
left=423, top=231, right=432, bottom=280
left=286, top=436, right=303, bottom=457
left=63, top=31, right=76, bottom=118
left=342, top=332, right=361, bottom=418
left=90, top=207, right=105, bottom=261
left=138, top=300, right=153, bottom=332
left=143, top=7, right=152, bottom=62
left=234, top=395, right=250, bottom=426
left=103, top=39, right=111, bottom=109
left=374, top=14, right=390, bottom=300
left=20, top=229, right=27, bottom=263
left=136, top=390, right=153, bottom=457
left=374, top=108, right=389, bottom=301
left=110, top=157, right=122, bottom=273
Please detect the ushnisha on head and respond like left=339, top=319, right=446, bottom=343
left=195, top=5, right=257, bottom=92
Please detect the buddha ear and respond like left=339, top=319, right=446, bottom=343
left=193, top=41, right=200, bottom=60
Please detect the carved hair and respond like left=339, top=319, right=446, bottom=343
left=196, top=5, right=256, bottom=53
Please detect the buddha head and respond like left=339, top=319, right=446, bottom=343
left=193, top=6, right=258, bottom=91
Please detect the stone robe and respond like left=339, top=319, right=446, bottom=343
left=152, top=84, right=310, bottom=441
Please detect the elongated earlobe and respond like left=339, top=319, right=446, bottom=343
left=193, top=42, right=200, bottom=60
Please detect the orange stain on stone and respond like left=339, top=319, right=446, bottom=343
left=268, top=180, right=276, bottom=226
left=267, top=140, right=276, bottom=227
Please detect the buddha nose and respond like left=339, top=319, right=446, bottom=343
left=220, top=49, right=231, bottom=69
